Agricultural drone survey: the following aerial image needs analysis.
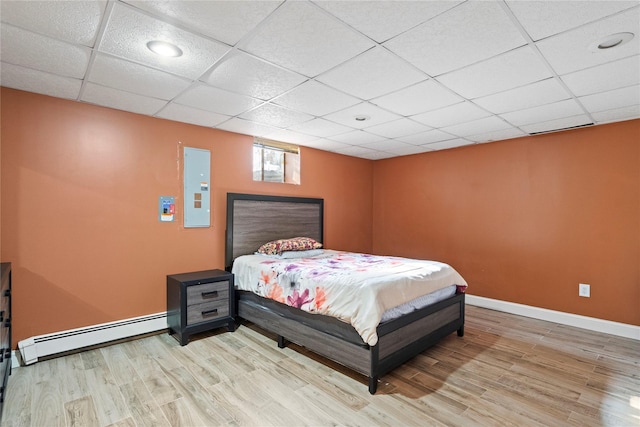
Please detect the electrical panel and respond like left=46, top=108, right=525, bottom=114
left=184, top=147, right=210, bottom=228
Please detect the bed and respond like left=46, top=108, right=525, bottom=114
left=225, top=192, right=466, bottom=394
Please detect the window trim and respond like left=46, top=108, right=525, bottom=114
left=253, top=138, right=300, bottom=185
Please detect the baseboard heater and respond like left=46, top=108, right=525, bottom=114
left=18, top=312, right=167, bottom=365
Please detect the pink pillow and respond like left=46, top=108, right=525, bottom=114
left=257, top=237, right=322, bottom=255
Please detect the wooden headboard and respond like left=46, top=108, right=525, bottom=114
left=225, top=193, right=324, bottom=270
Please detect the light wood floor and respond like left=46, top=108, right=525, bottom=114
left=2, top=306, right=639, bottom=426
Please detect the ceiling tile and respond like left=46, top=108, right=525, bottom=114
left=361, top=152, right=398, bottom=160
left=505, top=0, right=637, bottom=41
left=364, top=118, right=432, bottom=139
left=330, top=130, right=387, bottom=145
left=411, top=101, right=491, bottom=128
left=0, top=62, right=82, bottom=99
left=473, top=78, right=571, bottom=114
left=88, top=53, right=191, bottom=100
left=500, top=99, right=585, bottom=127
left=263, top=129, right=318, bottom=144
left=397, top=129, right=457, bottom=145
left=323, top=102, right=402, bottom=129
left=239, top=1, right=375, bottom=77
left=359, top=140, right=415, bottom=153
left=535, top=7, right=640, bottom=75
left=520, top=114, right=593, bottom=134
left=437, top=46, right=552, bottom=99
left=239, top=103, right=313, bottom=128
left=81, top=82, right=167, bottom=115
left=0, top=0, right=106, bottom=46
left=203, top=51, right=307, bottom=100
left=315, top=1, right=462, bottom=43
left=124, top=0, right=281, bottom=46
left=441, top=116, right=514, bottom=137
left=361, top=140, right=432, bottom=157
left=579, top=85, right=640, bottom=113
left=372, top=80, right=464, bottom=116
left=383, top=144, right=434, bottom=157
left=316, top=46, right=426, bottom=100
left=288, top=118, right=354, bottom=138
left=423, top=138, right=474, bottom=151
left=384, top=1, right=526, bottom=76
left=155, top=103, right=230, bottom=127
left=174, top=83, right=262, bottom=116
left=561, top=55, right=640, bottom=96
left=299, top=138, right=351, bottom=151
left=591, top=105, right=640, bottom=123
left=465, top=127, right=527, bottom=144
left=1, top=24, right=91, bottom=79
left=335, top=145, right=382, bottom=159
left=272, top=80, right=361, bottom=116
left=215, top=117, right=279, bottom=137
left=99, top=3, right=230, bottom=79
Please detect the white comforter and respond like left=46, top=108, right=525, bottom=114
left=232, top=250, right=467, bottom=346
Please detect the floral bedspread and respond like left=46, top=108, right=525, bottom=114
left=232, top=250, right=468, bottom=346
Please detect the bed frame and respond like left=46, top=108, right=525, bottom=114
left=225, top=192, right=465, bottom=394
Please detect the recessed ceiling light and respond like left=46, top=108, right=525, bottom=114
left=589, top=32, right=634, bottom=52
left=146, top=40, right=183, bottom=57
left=354, top=115, right=370, bottom=122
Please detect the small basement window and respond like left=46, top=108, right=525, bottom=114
left=253, top=138, right=300, bottom=185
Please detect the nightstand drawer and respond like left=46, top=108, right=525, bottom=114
left=186, top=281, right=229, bottom=306
left=187, top=300, right=229, bottom=325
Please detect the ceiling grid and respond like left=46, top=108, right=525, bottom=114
left=0, top=0, right=638, bottom=159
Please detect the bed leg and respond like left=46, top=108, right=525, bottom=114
left=369, top=343, right=379, bottom=394
left=227, top=320, right=236, bottom=332
left=368, top=376, right=378, bottom=394
left=457, top=325, right=464, bottom=337
left=277, top=335, right=286, bottom=348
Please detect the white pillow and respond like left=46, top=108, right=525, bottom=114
left=279, top=249, right=324, bottom=259
left=255, top=249, right=324, bottom=259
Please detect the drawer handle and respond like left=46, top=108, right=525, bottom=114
left=0, top=311, right=3, bottom=323
left=201, top=291, right=218, bottom=299
left=201, top=308, right=218, bottom=317
left=3, top=290, right=9, bottom=297
left=4, top=318, right=9, bottom=328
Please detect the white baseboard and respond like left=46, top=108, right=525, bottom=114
left=17, top=312, right=167, bottom=366
left=466, top=295, right=640, bottom=341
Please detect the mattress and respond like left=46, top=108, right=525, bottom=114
left=232, top=250, right=467, bottom=345
left=380, top=284, right=456, bottom=322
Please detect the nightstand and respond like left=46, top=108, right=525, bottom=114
left=166, top=269, right=235, bottom=346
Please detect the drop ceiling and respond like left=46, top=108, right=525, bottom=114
left=1, top=0, right=638, bottom=160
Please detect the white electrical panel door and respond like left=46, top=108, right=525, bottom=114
left=184, top=147, right=211, bottom=228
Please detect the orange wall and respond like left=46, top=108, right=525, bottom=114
left=2, top=87, right=638, bottom=347
left=0, top=88, right=373, bottom=345
left=373, top=120, right=640, bottom=326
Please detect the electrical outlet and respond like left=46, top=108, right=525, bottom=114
left=579, top=283, right=591, bottom=298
